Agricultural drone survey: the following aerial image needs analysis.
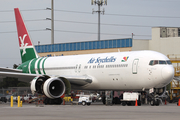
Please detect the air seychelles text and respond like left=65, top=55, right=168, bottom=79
left=88, top=56, right=116, bottom=65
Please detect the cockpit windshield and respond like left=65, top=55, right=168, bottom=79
left=149, top=60, right=172, bottom=66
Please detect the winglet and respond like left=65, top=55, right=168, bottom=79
left=14, top=8, right=39, bottom=63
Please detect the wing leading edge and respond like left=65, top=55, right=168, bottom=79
left=0, top=71, right=92, bottom=86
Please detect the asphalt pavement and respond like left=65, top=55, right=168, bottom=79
left=0, top=102, right=180, bottom=120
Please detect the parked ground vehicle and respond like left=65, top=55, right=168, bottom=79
left=8, top=94, right=37, bottom=103
left=6, top=94, right=13, bottom=102
left=121, top=92, right=141, bottom=106
left=78, top=95, right=92, bottom=106
left=0, top=94, right=7, bottom=103
left=21, top=94, right=37, bottom=102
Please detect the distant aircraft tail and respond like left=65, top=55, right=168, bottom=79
left=14, top=8, right=39, bottom=63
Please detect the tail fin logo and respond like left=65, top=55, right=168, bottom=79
left=19, top=34, right=28, bottom=56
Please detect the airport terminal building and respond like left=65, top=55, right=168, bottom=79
left=35, top=38, right=132, bottom=57
left=132, top=27, right=180, bottom=56
left=35, top=27, right=180, bottom=58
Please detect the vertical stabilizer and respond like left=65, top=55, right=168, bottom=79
left=14, top=8, right=39, bottom=63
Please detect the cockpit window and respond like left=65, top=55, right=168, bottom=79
left=154, top=60, right=158, bottom=65
left=159, top=60, right=166, bottom=64
left=149, top=60, right=158, bottom=65
left=149, top=60, right=172, bottom=66
left=149, top=60, right=154, bottom=65
left=166, top=60, right=172, bottom=65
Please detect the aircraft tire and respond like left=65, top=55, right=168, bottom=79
left=138, top=101, right=141, bottom=106
left=102, top=96, right=106, bottom=104
left=113, top=97, right=121, bottom=104
left=122, top=102, right=126, bottom=106
left=155, top=99, right=160, bottom=106
left=150, top=100, right=155, bottom=106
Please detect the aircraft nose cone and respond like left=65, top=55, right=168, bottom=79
left=161, top=66, right=174, bottom=82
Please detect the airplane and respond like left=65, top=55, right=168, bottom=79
left=0, top=8, right=174, bottom=106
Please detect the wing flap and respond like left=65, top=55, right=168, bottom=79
left=60, top=75, right=92, bottom=86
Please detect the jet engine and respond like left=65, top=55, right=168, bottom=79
left=30, top=75, right=66, bottom=99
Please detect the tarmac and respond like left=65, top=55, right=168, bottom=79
left=0, top=102, right=180, bottom=120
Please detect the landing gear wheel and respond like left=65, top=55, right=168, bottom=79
left=155, top=99, right=160, bottom=106
left=113, top=97, right=121, bottom=104
left=150, top=99, right=160, bottom=106
left=102, top=96, right=106, bottom=104
left=82, top=101, right=86, bottom=106
left=138, top=101, right=141, bottom=106
left=43, top=97, right=62, bottom=105
left=150, top=100, right=155, bottom=106
left=122, top=102, right=126, bottom=106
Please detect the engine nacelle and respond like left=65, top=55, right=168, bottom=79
left=31, top=75, right=66, bottom=99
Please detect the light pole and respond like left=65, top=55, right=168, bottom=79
left=51, top=0, right=54, bottom=44
left=46, top=0, right=54, bottom=44
left=91, top=0, right=107, bottom=41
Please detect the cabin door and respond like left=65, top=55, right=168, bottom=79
left=75, top=64, right=81, bottom=73
left=132, top=59, right=139, bottom=74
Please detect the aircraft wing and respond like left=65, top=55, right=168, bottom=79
left=0, top=71, right=38, bottom=83
left=0, top=71, right=92, bottom=86
left=0, top=67, right=22, bottom=73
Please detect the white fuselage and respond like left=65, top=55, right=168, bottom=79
left=35, top=50, right=174, bottom=91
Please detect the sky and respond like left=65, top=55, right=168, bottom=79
left=0, top=0, right=180, bottom=68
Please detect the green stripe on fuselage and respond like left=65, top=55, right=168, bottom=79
left=37, top=58, right=44, bottom=74
left=17, top=57, right=48, bottom=75
left=42, top=57, right=48, bottom=74
left=30, top=58, right=38, bottom=74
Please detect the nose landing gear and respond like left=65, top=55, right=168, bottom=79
left=149, top=87, right=166, bottom=106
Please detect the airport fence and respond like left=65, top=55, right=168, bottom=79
left=0, top=87, right=31, bottom=96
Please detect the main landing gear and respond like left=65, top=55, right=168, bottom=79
left=43, top=97, right=63, bottom=105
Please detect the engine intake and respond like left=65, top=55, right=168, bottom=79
left=31, top=76, right=65, bottom=99
left=43, top=77, right=65, bottom=99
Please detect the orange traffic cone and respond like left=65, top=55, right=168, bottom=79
left=164, top=99, right=167, bottom=105
left=135, top=99, right=138, bottom=106
left=178, top=99, right=180, bottom=106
